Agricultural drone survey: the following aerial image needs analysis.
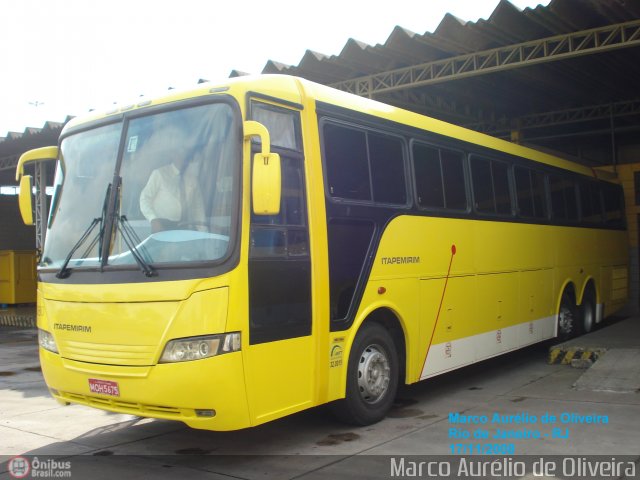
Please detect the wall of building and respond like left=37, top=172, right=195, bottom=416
left=0, top=195, right=36, bottom=251
left=607, top=163, right=640, bottom=312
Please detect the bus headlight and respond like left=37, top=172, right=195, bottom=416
left=159, top=333, right=241, bottom=363
left=38, top=329, right=59, bottom=354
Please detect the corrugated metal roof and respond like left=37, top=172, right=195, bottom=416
left=2, top=1, right=638, bottom=166
left=251, top=0, right=640, bottom=164
left=0, top=118, right=69, bottom=163
left=261, top=1, right=638, bottom=102
left=274, top=1, right=637, bottom=66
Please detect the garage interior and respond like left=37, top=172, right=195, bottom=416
left=1, top=0, right=639, bottom=318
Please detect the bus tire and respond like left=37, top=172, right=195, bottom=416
left=332, top=323, right=399, bottom=426
left=557, top=292, right=578, bottom=340
left=580, top=294, right=596, bottom=334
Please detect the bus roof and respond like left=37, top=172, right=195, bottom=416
left=64, top=74, right=609, bottom=181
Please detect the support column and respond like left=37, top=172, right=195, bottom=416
left=34, top=162, right=47, bottom=252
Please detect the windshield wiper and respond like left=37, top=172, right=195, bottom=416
left=55, top=183, right=112, bottom=279
left=55, top=217, right=101, bottom=279
left=55, top=178, right=156, bottom=278
left=116, top=214, right=156, bottom=277
left=108, top=177, right=155, bottom=277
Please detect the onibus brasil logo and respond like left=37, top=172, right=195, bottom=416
left=7, top=457, right=30, bottom=478
left=8, top=456, right=71, bottom=478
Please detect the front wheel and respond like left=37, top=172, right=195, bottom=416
left=332, top=323, right=399, bottom=426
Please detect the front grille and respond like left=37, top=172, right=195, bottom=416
left=60, top=391, right=185, bottom=418
left=59, top=340, right=157, bottom=366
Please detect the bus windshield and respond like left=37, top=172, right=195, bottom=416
left=41, top=102, right=240, bottom=271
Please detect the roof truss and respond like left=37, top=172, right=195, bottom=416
left=331, top=19, right=640, bottom=96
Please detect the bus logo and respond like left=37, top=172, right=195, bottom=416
left=8, top=456, right=30, bottom=478
left=381, top=256, right=420, bottom=265
left=330, top=344, right=343, bottom=368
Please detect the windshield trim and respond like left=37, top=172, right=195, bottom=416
left=42, top=94, right=243, bottom=284
left=38, top=255, right=241, bottom=284
left=60, top=94, right=236, bottom=142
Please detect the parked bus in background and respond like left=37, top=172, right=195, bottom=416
left=16, top=75, right=627, bottom=429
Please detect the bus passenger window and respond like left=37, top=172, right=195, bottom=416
left=413, top=144, right=444, bottom=208
left=550, top=175, right=578, bottom=222
left=602, top=182, right=625, bottom=228
left=515, top=167, right=534, bottom=217
left=471, top=157, right=494, bottom=213
left=531, top=171, right=547, bottom=219
left=579, top=181, right=604, bottom=224
left=565, top=181, right=579, bottom=220
left=515, top=167, right=546, bottom=219
left=471, top=156, right=512, bottom=215
left=550, top=175, right=566, bottom=219
left=493, top=162, right=511, bottom=214
left=327, top=219, right=375, bottom=321
left=440, top=149, right=466, bottom=210
left=413, top=144, right=466, bottom=210
left=369, top=132, right=406, bottom=205
left=323, top=124, right=371, bottom=201
left=323, top=122, right=407, bottom=205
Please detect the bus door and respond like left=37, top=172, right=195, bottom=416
left=244, top=101, right=315, bottom=424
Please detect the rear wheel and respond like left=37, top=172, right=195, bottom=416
left=557, top=292, right=578, bottom=340
left=580, top=294, right=596, bottom=334
left=332, top=323, right=399, bottom=425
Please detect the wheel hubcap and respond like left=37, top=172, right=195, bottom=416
left=357, top=344, right=391, bottom=404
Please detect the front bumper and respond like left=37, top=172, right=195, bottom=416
left=40, top=348, right=251, bottom=431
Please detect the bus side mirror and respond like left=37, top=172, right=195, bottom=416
left=243, top=121, right=281, bottom=215
left=18, top=175, right=34, bottom=225
left=252, top=152, right=281, bottom=215
left=15, top=146, right=59, bottom=226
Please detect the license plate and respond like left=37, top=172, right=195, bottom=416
left=88, top=378, right=120, bottom=397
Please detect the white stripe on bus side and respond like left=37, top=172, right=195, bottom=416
left=420, top=315, right=557, bottom=380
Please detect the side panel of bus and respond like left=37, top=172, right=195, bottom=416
left=365, top=216, right=627, bottom=383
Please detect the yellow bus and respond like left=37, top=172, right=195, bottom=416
left=16, top=75, right=628, bottom=430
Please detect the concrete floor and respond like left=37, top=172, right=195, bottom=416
left=1, top=316, right=639, bottom=479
